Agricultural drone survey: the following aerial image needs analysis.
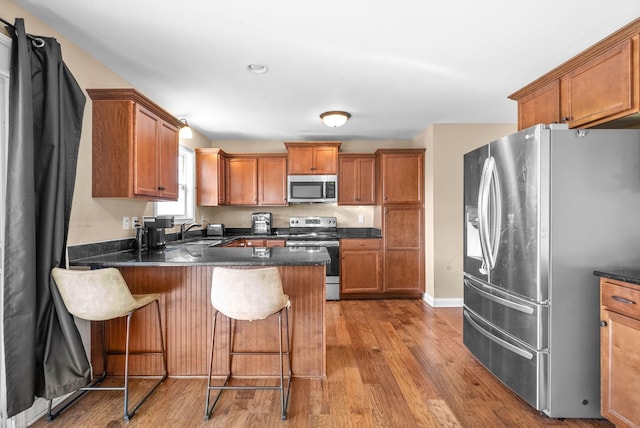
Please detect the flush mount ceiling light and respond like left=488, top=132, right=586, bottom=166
left=320, top=111, right=351, bottom=127
left=179, top=118, right=193, bottom=139
left=247, top=64, right=268, bottom=74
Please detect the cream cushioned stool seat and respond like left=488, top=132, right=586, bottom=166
left=49, top=267, right=167, bottom=421
left=205, top=267, right=292, bottom=420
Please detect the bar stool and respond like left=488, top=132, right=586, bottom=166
left=205, top=267, right=292, bottom=420
left=49, top=267, right=167, bottom=421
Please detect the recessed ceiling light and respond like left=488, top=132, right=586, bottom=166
left=247, top=64, right=268, bottom=74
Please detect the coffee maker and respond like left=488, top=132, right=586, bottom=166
left=143, top=216, right=174, bottom=248
left=250, top=212, right=272, bottom=235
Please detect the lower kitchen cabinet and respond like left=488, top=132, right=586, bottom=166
left=340, top=239, right=382, bottom=297
left=381, top=204, right=424, bottom=297
left=600, top=277, right=640, bottom=428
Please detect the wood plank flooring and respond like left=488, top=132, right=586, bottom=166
left=32, top=300, right=614, bottom=427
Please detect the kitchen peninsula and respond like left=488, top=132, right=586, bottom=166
left=70, top=243, right=330, bottom=378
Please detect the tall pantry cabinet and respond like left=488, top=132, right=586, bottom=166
left=375, top=149, right=425, bottom=297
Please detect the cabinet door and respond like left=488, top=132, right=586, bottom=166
left=340, top=239, right=382, bottom=294
left=356, top=157, right=375, bottom=204
left=338, top=157, right=358, bottom=204
left=157, top=121, right=179, bottom=200
left=313, top=146, right=338, bottom=174
left=287, top=146, right=315, bottom=174
left=564, top=38, right=636, bottom=128
left=380, top=152, right=423, bottom=203
left=601, top=308, right=640, bottom=427
left=383, top=205, right=424, bottom=294
left=227, top=157, right=258, bottom=205
left=518, top=80, right=561, bottom=130
left=258, top=156, right=287, bottom=205
left=133, top=104, right=160, bottom=197
left=196, top=149, right=226, bottom=206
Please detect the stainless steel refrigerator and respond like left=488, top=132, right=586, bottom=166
left=463, top=124, right=640, bottom=418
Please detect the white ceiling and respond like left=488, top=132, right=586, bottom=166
left=13, top=1, right=640, bottom=141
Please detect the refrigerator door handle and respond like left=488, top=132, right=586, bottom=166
left=487, top=157, right=502, bottom=271
left=464, top=278, right=534, bottom=314
left=478, top=157, right=493, bottom=274
left=464, top=311, right=534, bottom=360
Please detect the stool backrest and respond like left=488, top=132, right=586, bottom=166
left=211, top=267, right=288, bottom=321
left=51, top=267, right=140, bottom=321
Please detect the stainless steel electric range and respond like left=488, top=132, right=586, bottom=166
left=285, top=216, right=340, bottom=300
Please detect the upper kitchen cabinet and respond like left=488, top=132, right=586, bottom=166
left=284, top=142, right=341, bottom=174
left=226, top=154, right=288, bottom=206
left=517, top=80, right=561, bottom=130
left=562, top=38, right=637, bottom=128
left=338, top=154, right=375, bottom=205
left=376, top=149, right=424, bottom=204
left=88, top=88, right=181, bottom=200
left=196, top=148, right=227, bottom=206
left=510, top=19, right=640, bottom=130
left=258, top=155, right=288, bottom=205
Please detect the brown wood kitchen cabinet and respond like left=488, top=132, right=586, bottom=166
left=599, top=277, right=640, bottom=428
left=517, top=80, right=561, bottom=130
left=225, top=154, right=287, bottom=206
left=338, top=154, right=375, bottom=205
left=375, top=149, right=425, bottom=298
left=226, top=155, right=258, bottom=205
left=510, top=19, right=640, bottom=130
left=196, top=148, right=227, bottom=206
left=88, top=88, right=181, bottom=200
left=284, top=142, right=341, bottom=174
left=340, top=238, right=382, bottom=296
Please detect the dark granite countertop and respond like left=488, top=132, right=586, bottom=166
left=70, top=244, right=330, bottom=268
left=593, top=269, right=640, bottom=285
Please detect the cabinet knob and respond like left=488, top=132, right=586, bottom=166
left=158, top=186, right=165, bottom=191
left=600, top=321, right=607, bottom=327
left=561, top=117, right=571, bottom=122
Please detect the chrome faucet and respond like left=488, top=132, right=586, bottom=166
left=179, top=222, right=202, bottom=241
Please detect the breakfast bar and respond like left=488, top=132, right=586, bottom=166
left=71, top=244, right=330, bottom=379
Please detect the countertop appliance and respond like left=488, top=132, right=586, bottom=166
left=287, top=175, right=337, bottom=203
left=206, top=224, right=225, bottom=237
left=143, top=216, right=174, bottom=249
left=251, top=212, right=272, bottom=235
left=463, top=124, right=640, bottom=418
left=286, top=216, right=339, bottom=300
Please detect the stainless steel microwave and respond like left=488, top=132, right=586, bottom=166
left=287, top=175, right=338, bottom=203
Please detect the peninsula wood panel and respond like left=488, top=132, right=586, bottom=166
left=91, top=265, right=326, bottom=378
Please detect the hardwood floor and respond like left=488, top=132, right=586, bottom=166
left=33, top=300, right=613, bottom=427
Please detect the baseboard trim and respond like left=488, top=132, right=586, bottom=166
left=422, top=293, right=463, bottom=308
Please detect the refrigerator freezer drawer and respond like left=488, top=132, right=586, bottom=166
left=464, top=275, right=548, bottom=350
left=463, top=308, right=549, bottom=413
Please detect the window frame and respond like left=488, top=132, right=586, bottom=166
left=154, top=144, right=195, bottom=224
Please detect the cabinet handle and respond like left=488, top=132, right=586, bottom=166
left=158, top=186, right=165, bottom=191
left=611, top=295, right=636, bottom=305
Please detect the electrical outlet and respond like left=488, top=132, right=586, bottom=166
left=131, top=216, right=138, bottom=229
left=358, top=214, right=365, bottom=223
left=122, top=216, right=130, bottom=230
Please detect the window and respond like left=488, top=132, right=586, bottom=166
left=155, top=145, right=195, bottom=223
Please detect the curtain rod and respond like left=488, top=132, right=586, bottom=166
left=0, top=16, right=46, bottom=47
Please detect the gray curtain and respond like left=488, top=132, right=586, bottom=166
left=3, top=18, right=90, bottom=417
